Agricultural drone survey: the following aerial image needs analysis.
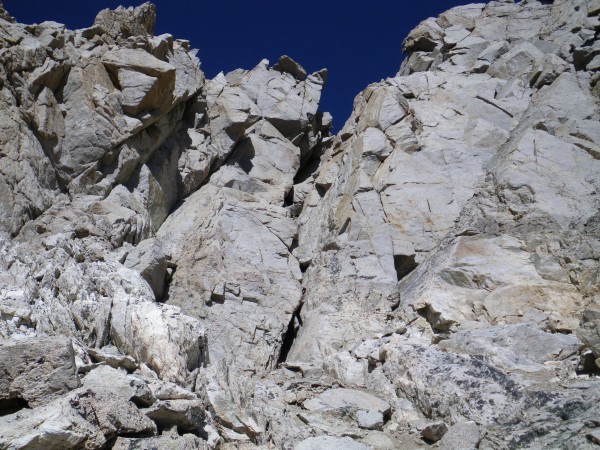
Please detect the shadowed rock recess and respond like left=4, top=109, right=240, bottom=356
left=0, top=0, right=599, bottom=448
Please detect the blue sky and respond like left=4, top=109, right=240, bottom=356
left=5, top=0, right=480, bottom=130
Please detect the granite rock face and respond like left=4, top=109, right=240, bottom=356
left=0, top=1, right=599, bottom=449
left=0, top=337, right=79, bottom=408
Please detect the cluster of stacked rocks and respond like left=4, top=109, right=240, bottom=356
left=0, top=0, right=598, bottom=448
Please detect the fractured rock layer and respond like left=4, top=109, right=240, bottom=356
left=0, top=0, right=599, bottom=449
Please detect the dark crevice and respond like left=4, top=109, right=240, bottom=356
left=231, top=136, right=255, bottom=174
left=417, top=304, right=456, bottom=333
left=277, top=302, right=303, bottom=365
left=118, top=429, right=161, bottom=438
left=207, top=291, right=225, bottom=306
left=287, top=203, right=303, bottom=218
left=146, top=413, right=206, bottom=437
left=577, top=351, right=600, bottom=376
left=289, top=237, right=299, bottom=253
left=367, top=360, right=377, bottom=373
left=323, top=241, right=341, bottom=251
left=130, top=396, right=154, bottom=408
left=421, top=436, right=438, bottom=446
left=393, top=254, right=419, bottom=281
left=293, top=153, right=322, bottom=185
left=199, top=335, right=209, bottom=368
left=105, top=69, right=122, bottom=91
left=315, top=184, right=329, bottom=198
left=0, top=398, right=29, bottom=416
left=152, top=104, right=217, bottom=220
left=160, top=260, right=176, bottom=303
left=338, top=218, right=351, bottom=235
left=416, top=304, right=439, bottom=323
left=432, top=333, right=451, bottom=344
left=283, top=187, right=294, bottom=207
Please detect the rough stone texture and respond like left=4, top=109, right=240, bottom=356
left=0, top=1, right=13, bottom=22
left=437, top=421, right=482, bottom=450
left=580, top=305, right=600, bottom=364
left=280, top=1, right=599, bottom=448
left=0, top=0, right=599, bottom=449
left=94, top=3, right=156, bottom=39
left=357, top=409, right=385, bottom=430
left=273, top=54, right=307, bottom=80
left=421, top=421, right=448, bottom=443
left=296, top=435, right=371, bottom=450
left=303, top=388, right=391, bottom=416
left=0, top=388, right=156, bottom=449
left=123, top=237, right=168, bottom=300
left=113, top=431, right=208, bottom=450
left=0, top=337, right=79, bottom=408
left=82, top=365, right=156, bottom=407
left=87, top=345, right=139, bottom=372
left=143, top=398, right=205, bottom=432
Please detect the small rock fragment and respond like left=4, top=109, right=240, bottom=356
left=421, top=421, right=448, bottom=443
left=588, top=429, right=600, bottom=445
left=273, top=55, right=307, bottom=80
left=357, top=409, right=385, bottom=430
left=88, top=345, right=139, bottom=372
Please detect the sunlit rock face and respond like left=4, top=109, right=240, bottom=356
left=0, top=1, right=599, bottom=448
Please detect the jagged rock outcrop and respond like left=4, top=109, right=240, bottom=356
left=0, top=0, right=598, bottom=449
left=282, top=1, right=600, bottom=448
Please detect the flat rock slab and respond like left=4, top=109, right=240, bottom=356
left=357, top=410, right=384, bottom=430
left=88, top=345, right=138, bottom=371
left=297, top=411, right=358, bottom=436
left=303, top=388, right=391, bottom=416
left=296, top=435, right=371, bottom=450
left=82, top=365, right=155, bottom=407
left=102, top=48, right=175, bottom=77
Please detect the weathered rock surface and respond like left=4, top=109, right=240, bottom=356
left=0, top=388, right=157, bottom=449
left=94, top=3, right=156, bottom=39
left=0, top=0, right=599, bottom=449
left=282, top=0, right=600, bottom=447
left=437, top=421, right=482, bottom=450
left=113, top=431, right=207, bottom=450
left=122, top=237, right=167, bottom=300
left=421, top=421, right=448, bottom=443
left=296, top=435, right=371, bottom=450
left=87, top=344, right=139, bottom=371
left=0, top=337, right=79, bottom=408
left=82, top=365, right=156, bottom=407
